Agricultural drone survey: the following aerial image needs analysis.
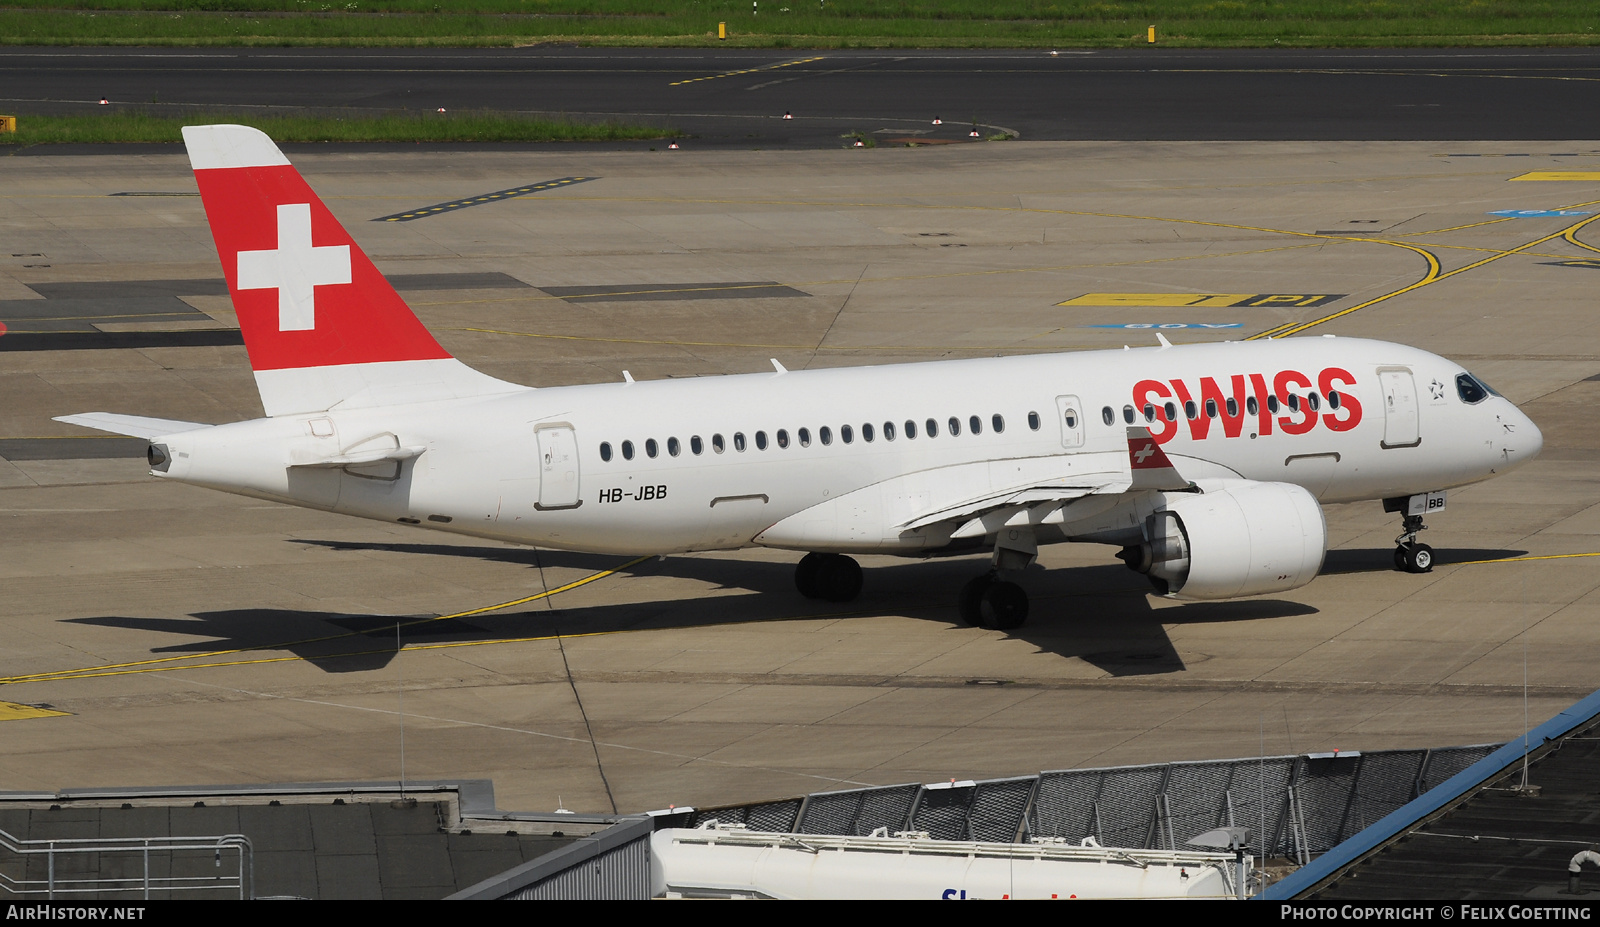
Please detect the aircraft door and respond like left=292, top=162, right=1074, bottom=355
left=1055, top=395, right=1085, bottom=448
left=1379, top=368, right=1421, bottom=448
left=536, top=424, right=581, bottom=509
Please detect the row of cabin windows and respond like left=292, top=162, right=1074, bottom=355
left=598, top=411, right=1044, bottom=463
left=1099, top=390, right=1346, bottom=426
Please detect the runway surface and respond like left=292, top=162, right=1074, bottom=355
left=2, top=79, right=1600, bottom=813
left=5, top=47, right=1600, bottom=146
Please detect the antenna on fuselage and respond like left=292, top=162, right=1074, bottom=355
left=622, top=370, right=635, bottom=384
left=1155, top=333, right=1174, bottom=349
left=770, top=358, right=788, bottom=374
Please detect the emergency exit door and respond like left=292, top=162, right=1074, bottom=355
left=536, top=425, right=581, bottom=509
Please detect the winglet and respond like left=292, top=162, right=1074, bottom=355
left=1127, top=426, right=1190, bottom=491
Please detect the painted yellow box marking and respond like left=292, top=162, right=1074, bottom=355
left=1509, top=172, right=1600, bottom=181
left=0, top=700, right=70, bottom=721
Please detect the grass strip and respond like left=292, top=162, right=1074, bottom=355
left=0, top=2, right=1598, bottom=47
left=0, top=110, right=677, bottom=145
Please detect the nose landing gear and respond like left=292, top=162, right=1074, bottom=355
left=1386, top=493, right=1445, bottom=574
left=1393, top=513, right=1433, bottom=574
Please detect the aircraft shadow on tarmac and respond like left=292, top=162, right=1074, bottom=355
left=101, top=537, right=1561, bottom=677
left=65, top=539, right=1524, bottom=677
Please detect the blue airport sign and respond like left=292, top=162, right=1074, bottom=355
left=1490, top=209, right=1594, bottom=218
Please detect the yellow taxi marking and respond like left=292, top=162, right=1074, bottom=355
left=1059, top=293, right=1341, bottom=309
left=0, top=700, right=70, bottom=720
left=1510, top=172, right=1600, bottom=181
left=670, top=56, right=825, bottom=87
left=0, top=555, right=651, bottom=688
left=1250, top=207, right=1600, bottom=339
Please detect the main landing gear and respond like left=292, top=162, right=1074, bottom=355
left=1394, top=513, right=1433, bottom=574
left=957, top=572, right=1029, bottom=630
left=956, top=527, right=1036, bottom=631
left=795, top=552, right=863, bottom=602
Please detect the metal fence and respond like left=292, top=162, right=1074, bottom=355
left=674, top=744, right=1501, bottom=860
left=0, top=827, right=252, bottom=900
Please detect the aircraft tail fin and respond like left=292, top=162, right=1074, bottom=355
left=183, top=124, right=520, bottom=417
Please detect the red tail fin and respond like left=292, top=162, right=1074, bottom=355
left=184, top=125, right=517, bottom=415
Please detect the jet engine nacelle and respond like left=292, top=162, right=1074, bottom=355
left=1120, top=481, right=1326, bottom=600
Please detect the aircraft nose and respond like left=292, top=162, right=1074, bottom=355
left=1503, top=404, right=1543, bottom=469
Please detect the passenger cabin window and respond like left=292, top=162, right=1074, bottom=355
left=1205, top=399, right=1217, bottom=419
left=1101, top=406, right=1114, bottom=426
left=1143, top=404, right=1155, bottom=422
left=992, top=414, right=1005, bottom=433
left=777, top=429, right=790, bottom=448
left=1307, top=393, right=1320, bottom=412
left=1027, top=412, right=1041, bottom=431
left=755, top=431, right=768, bottom=450
left=734, top=432, right=747, bottom=451
left=799, top=427, right=811, bottom=447
left=947, top=417, right=960, bottom=436
left=1226, top=397, right=1238, bottom=417
left=820, top=426, right=833, bottom=446
left=841, top=424, right=854, bottom=444
left=906, top=420, right=918, bottom=439
left=645, top=438, right=658, bottom=458
left=712, top=434, right=725, bottom=453
left=1247, top=396, right=1259, bottom=416
left=600, top=442, right=613, bottom=462
left=1287, top=394, right=1300, bottom=412
left=1163, top=402, right=1177, bottom=422
left=970, top=415, right=982, bottom=435
left=884, top=421, right=897, bottom=441
left=1122, top=406, right=1135, bottom=424
left=622, top=440, right=635, bottom=460
left=668, top=437, right=681, bottom=457
left=691, top=435, right=704, bottom=455
left=1266, top=396, right=1280, bottom=414
left=1328, top=391, right=1342, bottom=410
left=1184, top=400, right=1197, bottom=420
left=926, top=418, right=939, bottom=438
left=863, top=423, right=875, bottom=442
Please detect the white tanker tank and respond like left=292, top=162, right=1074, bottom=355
left=651, top=823, right=1247, bottom=900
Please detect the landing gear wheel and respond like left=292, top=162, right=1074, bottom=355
left=814, top=554, right=863, bottom=602
left=979, top=581, right=1029, bottom=631
left=795, top=552, right=827, bottom=598
left=958, top=573, right=995, bottom=627
left=1398, top=543, right=1434, bottom=574
left=1393, top=547, right=1408, bottom=572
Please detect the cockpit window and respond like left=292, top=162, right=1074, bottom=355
left=1456, top=373, right=1488, bottom=404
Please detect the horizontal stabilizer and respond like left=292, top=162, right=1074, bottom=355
left=53, top=413, right=209, bottom=440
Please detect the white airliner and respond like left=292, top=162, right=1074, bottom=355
left=58, top=125, right=1542, bottom=629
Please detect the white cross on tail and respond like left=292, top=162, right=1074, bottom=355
left=236, top=203, right=351, bottom=332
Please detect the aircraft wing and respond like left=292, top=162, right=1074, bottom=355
left=899, top=426, right=1193, bottom=537
left=898, top=477, right=1126, bottom=534
left=53, top=413, right=210, bottom=439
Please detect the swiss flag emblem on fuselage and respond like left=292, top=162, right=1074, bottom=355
left=192, top=164, right=450, bottom=372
